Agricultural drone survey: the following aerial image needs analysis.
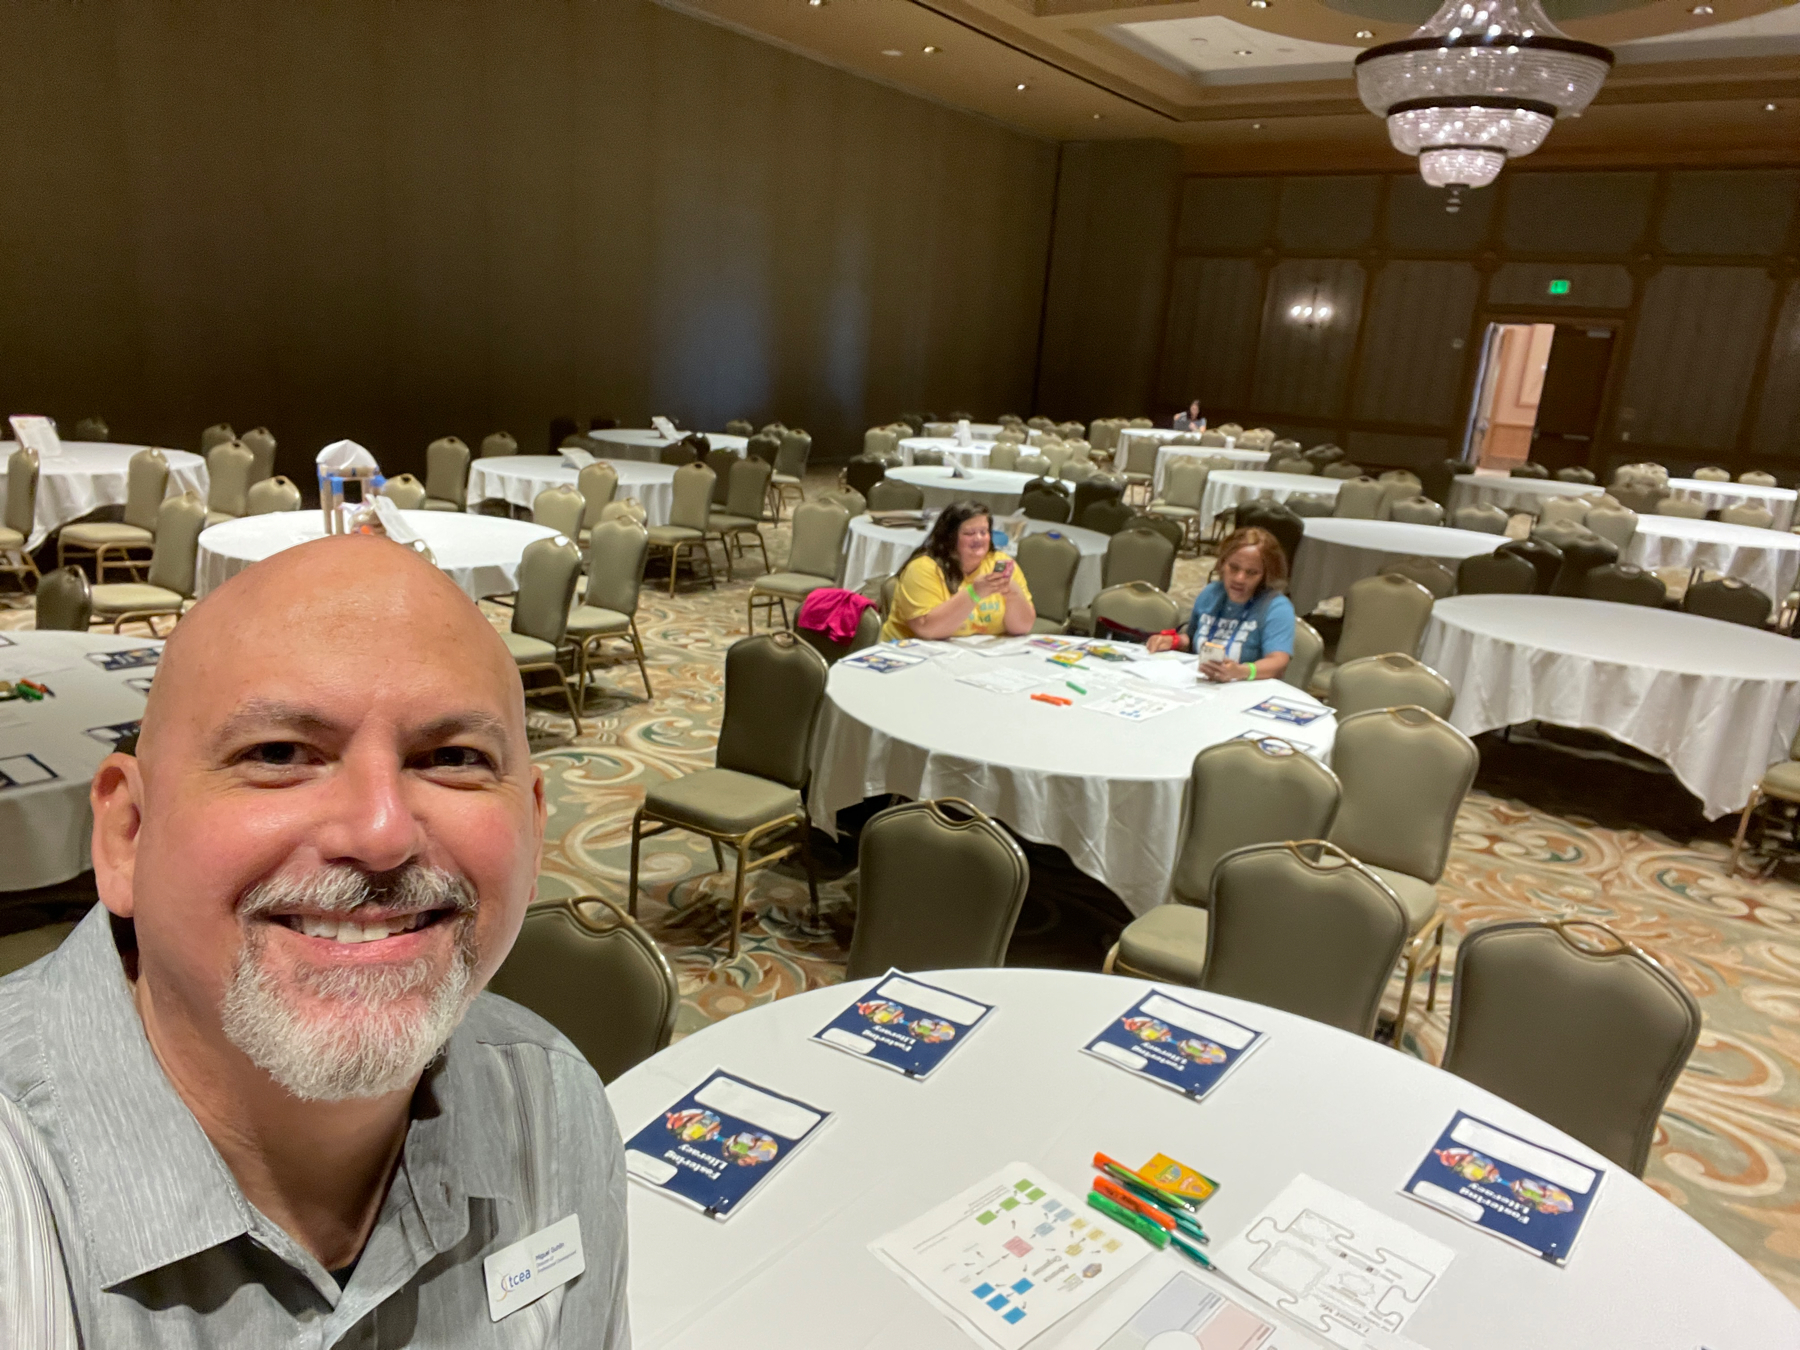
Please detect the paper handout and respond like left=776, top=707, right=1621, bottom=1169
left=9, top=415, right=63, bottom=461
left=811, top=970, right=993, bottom=1079
left=957, top=668, right=1049, bottom=696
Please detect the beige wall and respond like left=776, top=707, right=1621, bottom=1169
left=0, top=0, right=1058, bottom=478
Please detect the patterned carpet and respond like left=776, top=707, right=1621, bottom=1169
left=6, top=471, right=1797, bottom=1304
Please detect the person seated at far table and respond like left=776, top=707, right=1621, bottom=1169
left=1146, top=525, right=1293, bottom=683
left=882, top=501, right=1035, bottom=641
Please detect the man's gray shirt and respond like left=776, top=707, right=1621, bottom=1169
left=0, top=906, right=631, bottom=1347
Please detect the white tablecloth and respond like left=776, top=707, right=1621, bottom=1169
left=0, top=631, right=161, bottom=891
left=810, top=647, right=1335, bottom=914
left=1151, top=444, right=1268, bottom=494
left=886, top=466, right=1038, bottom=515
left=613, top=967, right=1799, bottom=1350
left=840, top=517, right=1108, bottom=610
left=1665, top=477, right=1796, bottom=531
left=1199, top=470, right=1342, bottom=531
left=1419, top=594, right=1800, bottom=817
left=1289, top=519, right=1505, bottom=613
left=1116, top=426, right=1234, bottom=468
left=0, top=441, right=208, bottom=550
left=1448, top=474, right=1594, bottom=516
left=466, top=455, right=676, bottom=527
left=588, top=428, right=748, bottom=463
left=1624, top=514, right=1800, bottom=600
left=195, top=510, right=558, bottom=601
left=896, top=437, right=992, bottom=470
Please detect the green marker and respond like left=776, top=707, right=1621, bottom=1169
left=1067, top=682, right=1086, bottom=695
left=1171, top=1232, right=1215, bottom=1269
left=1087, top=1191, right=1168, bottom=1248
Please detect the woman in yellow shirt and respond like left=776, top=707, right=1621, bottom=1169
left=882, top=502, right=1036, bottom=640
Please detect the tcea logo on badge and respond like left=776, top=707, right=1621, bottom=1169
left=498, top=1267, right=532, bottom=1300
left=483, top=1215, right=585, bottom=1323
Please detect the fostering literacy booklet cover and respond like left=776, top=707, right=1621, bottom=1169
left=1402, top=1111, right=1603, bottom=1265
left=812, top=970, right=994, bottom=1079
left=1084, top=990, right=1265, bottom=1101
left=624, top=1070, right=830, bottom=1219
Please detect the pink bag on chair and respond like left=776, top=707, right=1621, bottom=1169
left=797, top=588, right=877, bottom=644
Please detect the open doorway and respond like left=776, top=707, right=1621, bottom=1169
left=1463, top=322, right=1617, bottom=472
left=1531, top=326, right=1616, bottom=472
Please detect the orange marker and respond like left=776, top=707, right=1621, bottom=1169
left=1093, top=1176, right=1175, bottom=1231
left=1030, top=693, right=1071, bottom=707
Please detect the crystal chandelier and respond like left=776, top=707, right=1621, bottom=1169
left=1355, top=0, right=1612, bottom=193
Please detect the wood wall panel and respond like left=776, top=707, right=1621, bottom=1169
left=1157, top=257, right=1265, bottom=409
left=1352, top=261, right=1479, bottom=427
left=1751, top=283, right=1800, bottom=461
left=1252, top=259, right=1365, bottom=419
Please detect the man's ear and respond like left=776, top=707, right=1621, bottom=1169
left=91, top=752, right=145, bottom=918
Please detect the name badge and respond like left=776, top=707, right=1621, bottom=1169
left=483, top=1214, right=585, bottom=1322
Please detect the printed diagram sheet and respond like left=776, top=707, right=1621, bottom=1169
left=1214, top=1175, right=1452, bottom=1350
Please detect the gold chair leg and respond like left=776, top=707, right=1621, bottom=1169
left=630, top=619, right=653, bottom=697
left=627, top=809, right=646, bottom=917
left=728, top=836, right=750, bottom=959
left=712, top=838, right=726, bottom=872
left=1731, top=788, right=1761, bottom=871
left=666, top=542, right=680, bottom=596
left=1101, top=941, right=1120, bottom=974
left=560, top=667, right=583, bottom=736
left=799, top=820, right=819, bottom=924
left=1425, top=922, right=1447, bottom=1012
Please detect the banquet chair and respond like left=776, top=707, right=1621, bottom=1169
left=1554, top=466, right=1597, bottom=484
left=922, top=421, right=954, bottom=439
left=246, top=476, right=301, bottom=515
left=1456, top=551, right=1536, bottom=595
left=1539, top=496, right=1590, bottom=527
left=1721, top=502, right=1775, bottom=530
left=1120, top=437, right=1159, bottom=504
left=532, top=485, right=585, bottom=541
left=568, top=518, right=653, bottom=699
left=910, top=447, right=946, bottom=468
left=988, top=442, right=1022, bottom=473
left=704, top=448, right=738, bottom=507
left=1042, top=443, right=1075, bottom=477
left=770, top=431, right=812, bottom=521
left=1328, top=705, right=1478, bottom=1043
left=379, top=474, right=427, bottom=510
left=1286, top=493, right=1334, bottom=519
left=1304, top=443, right=1345, bottom=468
left=1419, top=459, right=1470, bottom=506
left=1283, top=619, right=1324, bottom=691
left=203, top=440, right=255, bottom=527
left=1016, top=453, right=1052, bottom=477
left=866, top=479, right=924, bottom=512
left=1333, top=478, right=1385, bottom=520
left=1269, top=438, right=1301, bottom=458
left=845, top=455, right=887, bottom=500
left=846, top=798, right=1030, bottom=980
left=1549, top=536, right=1619, bottom=597
left=576, top=462, right=621, bottom=546
left=1106, top=740, right=1341, bottom=988
left=240, top=427, right=277, bottom=485
left=1271, top=458, right=1315, bottom=476
left=481, top=431, right=518, bottom=459
left=1089, top=582, right=1179, bottom=640
left=1234, top=500, right=1302, bottom=567
left=600, top=499, right=647, bottom=526
left=1388, top=496, right=1445, bottom=527
left=1496, top=538, right=1562, bottom=593
left=1740, top=470, right=1778, bottom=487
left=863, top=427, right=899, bottom=460
left=725, top=419, right=755, bottom=439
left=1732, top=719, right=1800, bottom=868
left=1691, top=466, right=1731, bottom=482
left=1452, top=502, right=1508, bottom=535
left=423, top=436, right=472, bottom=512
left=1655, top=496, right=1707, bottom=519
left=1073, top=475, right=1124, bottom=521
left=1531, top=518, right=1594, bottom=554
left=1584, top=502, right=1638, bottom=551
left=1065, top=439, right=1093, bottom=464
left=1127, top=515, right=1184, bottom=558
left=88, top=492, right=206, bottom=634
left=504, top=534, right=584, bottom=733
left=73, top=417, right=109, bottom=442
left=706, top=456, right=775, bottom=579
left=1441, top=918, right=1700, bottom=1176
left=1202, top=841, right=1409, bottom=1038
left=1379, top=557, right=1455, bottom=599
left=1684, top=576, right=1771, bottom=628
left=1334, top=572, right=1435, bottom=666
left=486, top=895, right=676, bottom=1083
left=1126, top=417, right=1153, bottom=428
left=796, top=602, right=881, bottom=666
left=1016, top=530, right=1080, bottom=634
left=199, top=423, right=236, bottom=453
left=1509, top=462, right=1549, bottom=479
left=1611, top=482, right=1669, bottom=515
left=1078, top=498, right=1133, bottom=536
left=748, top=500, right=850, bottom=632
left=58, top=448, right=167, bottom=582
left=646, top=461, right=717, bottom=596
left=1321, top=462, right=1366, bottom=480
left=1101, top=525, right=1175, bottom=592
left=1020, top=485, right=1072, bottom=523
left=817, top=486, right=865, bottom=517
left=630, top=631, right=829, bottom=957
left=1582, top=564, right=1667, bottom=608
left=1377, top=472, right=1422, bottom=516
left=1060, top=459, right=1096, bottom=486
left=1329, top=653, right=1454, bottom=720
left=34, top=566, right=91, bottom=630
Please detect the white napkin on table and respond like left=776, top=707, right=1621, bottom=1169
left=955, top=419, right=973, bottom=447
left=371, top=495, right=421, bottom=544
left=650, top=416, right=680, bottom=441
left=562, top=445, right=595, bottom=469
left=316, top=439, right=379, bottom=472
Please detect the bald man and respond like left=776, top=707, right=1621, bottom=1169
left=0, top=536, right=630, bottom=1346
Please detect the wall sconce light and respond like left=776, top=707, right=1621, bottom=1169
left=1288, top=299, right=1334, bottom=326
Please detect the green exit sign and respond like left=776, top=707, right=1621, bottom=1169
left=1548, top=279, right=1572, bottom=295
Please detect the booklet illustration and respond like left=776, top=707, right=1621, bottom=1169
left=811, top=970, right=993, bottom=1079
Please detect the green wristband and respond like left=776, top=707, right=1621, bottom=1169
left=1246, top=662, right=1256, bottom=681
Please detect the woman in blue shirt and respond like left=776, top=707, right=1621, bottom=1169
left=1147, top=526, right=1296, bottom=682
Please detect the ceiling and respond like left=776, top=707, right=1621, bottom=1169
left=655, top=0, right=1800, bottom=171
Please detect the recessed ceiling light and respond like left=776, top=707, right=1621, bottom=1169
left=807, top=0, right=824, bottom=7
left=1251, top=122, right=1264, bottom=129
left=881, top=48, right=902, bottom=56
left=1356, top=29, right=1374, bottom=38
left=1689, top=3, right=1712, bottom=12
left=1092, top=113, right=1104, bottom=119
left=922, top=44, right=940, bottom=53
left=1234, top=48, right=1254, bottom=56
left=1767, top=102, right=1781, bottom=111
left=1016, top=82, right=1029, bottom=90
left=1249, top=0, right=1269, bottom=8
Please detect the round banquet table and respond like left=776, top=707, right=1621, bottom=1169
left=896, top=437, right=991, bottom=470
left=1288, top=518, right=1505, bottom=614
left=1151, top=443, right=1267, bottom=493
left=466, top=455, right=676, bottom=526
left=1198, top=469, right=1342, bottom=531
left=194, top=510, right=558, bottom=601
left=1115, top=426, right=1233, bottom=464
left=612, top=967, right=1798, bottom=1350
left=0, top=631, right=161, bottom=891
left=587, top=428, right=748, bottom=463
left=0, top=441, right=208, bottom=551
left=1665, top=476, right=1796, bottom=531
left=1447, top=474, right=1594, bottom=516
left=1419, top=594, right=1800, bottom=818
left=809, top=645, right=1336, bottom=915
left=886, top=465, right=1038, bottom=515
left=840, top=517, right=1109, bottom=608
left=1623, top=514, right=1800, bottom=600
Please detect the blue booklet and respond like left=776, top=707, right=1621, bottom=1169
left=1083, top=990, right=1265, bottom=1101
left=623, top=1070, right=830, bottom=1221
left=1244, top=696, right=1325, bottom=726
left=811, top=970, right=994, bottom=1080
left=1402, top=1111, right=1604, bottom=1266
